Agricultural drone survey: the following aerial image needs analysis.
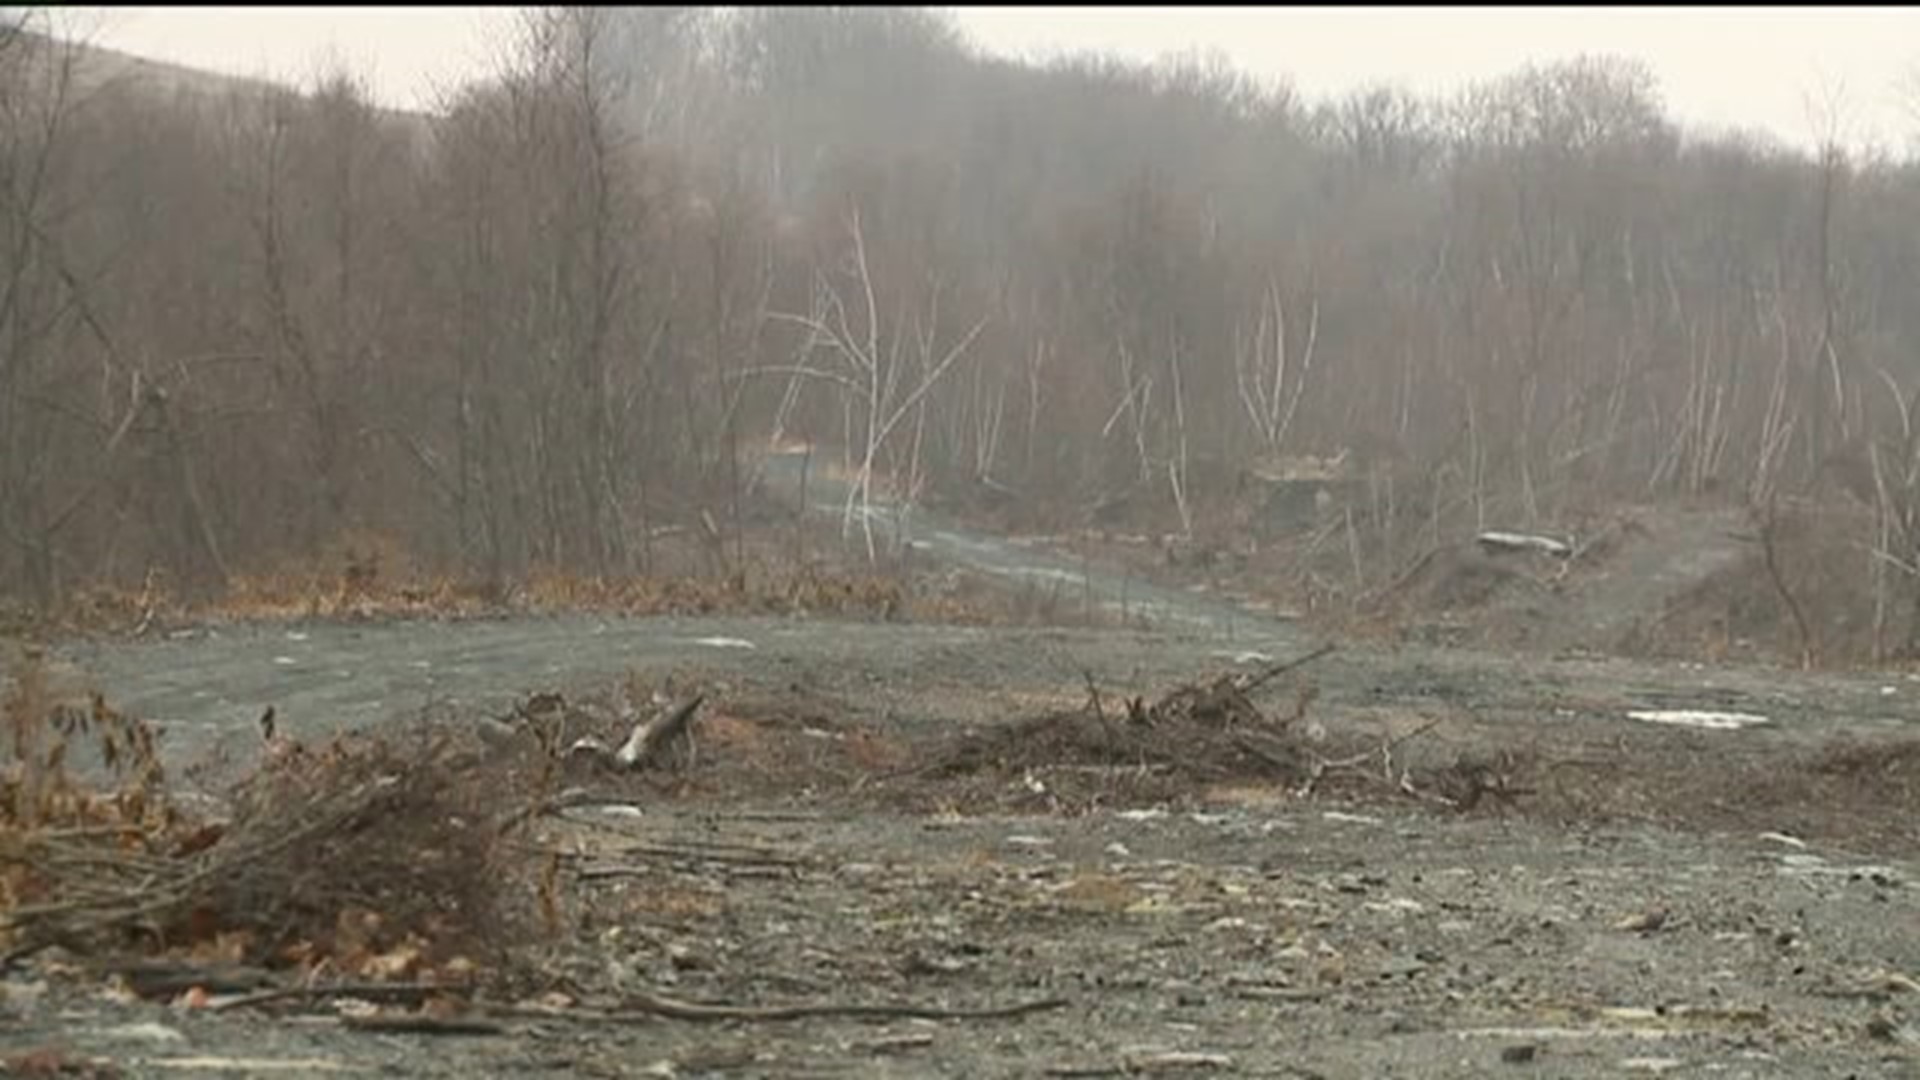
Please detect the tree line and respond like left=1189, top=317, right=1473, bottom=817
left=5, top=8, right=1919, bottom=651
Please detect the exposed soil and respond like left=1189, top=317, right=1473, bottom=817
left=5, top=465, right=1920, bottom=1078
left=1023, top=500, right=1762, bottom=662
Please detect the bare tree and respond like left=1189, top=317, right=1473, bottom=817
left=762, top=208, right=985, bottom=560
left=1234, top=277, right=1319, bottom=459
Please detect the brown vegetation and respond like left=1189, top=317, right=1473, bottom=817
left=4, top=11, right=1920, bottom=664
left=1, top=651, right=532, bottom=982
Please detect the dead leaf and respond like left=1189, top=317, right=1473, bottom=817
left=420, top=995, right=468, bottom=1021
left=172, top=823, right=226, bottom=858
left=187, top=930, right=255, bottom=967
left=438, top=956, right=478, bottom=982
left=358, top=944, right=422, bottom=981
left=333, top=908, right=384, bottom=957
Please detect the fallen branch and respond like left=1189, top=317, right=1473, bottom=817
left=1476, top=531, right=1572, bottom=558
left=1230, top=732, right=1297, bottom=773
left=567, top=695, right=706, bottom=771
left=341, top=1013, right=505, bottom=1037
left=517, top=988, right=1067, bottom=1024
left=1232, top=985, right=1330, bottom=1002
left=123, top=1055, right=354, bottom=1073
left=1236, top=643, right=1338, bottom=696
left=619, top=694, right=705, bottom=768
left=209, top=981, right=448, bottom=1014
left=1295, top=716, right=1444, bottom=798
left=568, top=839, right=808, bottom=872
left=99, top=960, right=277, bottom=999
left=492, top=786, right=606, bottom=835
left=707, top=809, right=829, bottom=823
left=1045, top=1051, right=1236, bottom=1077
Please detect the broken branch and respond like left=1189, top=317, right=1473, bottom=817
left=587, top=987, right=1067, bottom=1024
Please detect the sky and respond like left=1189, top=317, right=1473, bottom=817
left=55, top=6, right=1920, bottom=156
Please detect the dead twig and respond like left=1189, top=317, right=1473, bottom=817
left=493, top=787, right=604, bottom=836
left=1232, top=985, right=1330, bottom=1002
left=575, top=855, right=799, bottom=879
left=341, top=1013, right=506, bottom=1037
left=208, top=981, right=449, bottom=1014
left=1045, top=1051, right=1236, bottom=1077
left=515, top=988, right=1067, bottom=1024
left=100, top=961, right=277, bottom=999
left=1230, top=732, right=1297, bottom=773
left=1236, top=642, right=1338, bottom=695
left=1437, top=747, right=1536, bottom=811
left=573, top=843, right=806, bottom=870
left=1295, top=716, right=1444, bottom=798
left=1081, top=670, right=1106, bottom=724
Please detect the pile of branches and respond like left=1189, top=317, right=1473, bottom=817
left=2, top=659, right=531, bottom=979
left=902, top=645, right=1355, bottom=807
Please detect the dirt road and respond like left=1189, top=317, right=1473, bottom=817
left=40, top=609, right=1920, bottom=782
left=11, top=460, right=1920, bottom=1078
left=40, top=449, right=1920, bottom=773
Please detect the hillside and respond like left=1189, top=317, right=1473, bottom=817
left=17, top=27, right=434, bottom=141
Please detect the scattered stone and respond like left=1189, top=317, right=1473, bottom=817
left=1864, top=1014, right=1902, bottom=1043
left=1612, top=907, right=1669, bottom=933
left=102, top=1022, right=187, bottom=1044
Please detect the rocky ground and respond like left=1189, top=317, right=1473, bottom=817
left=5, top=468, right=1918, bottom=1078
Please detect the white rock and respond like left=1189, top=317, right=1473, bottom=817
left=103, top=1021, right=186, bottom=1043
left=1625, top=709, right=1768, bottom=730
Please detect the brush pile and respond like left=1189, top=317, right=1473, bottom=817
left=901, top=645, right=1341, bottom=809
left=1, top=651, right=530, bottom=984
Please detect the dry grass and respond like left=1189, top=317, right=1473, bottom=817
left=42, top=548, right=1148, bottom=643
left=47, top=558, right=923, bottom=638
left=33, top=509, right=1172, bottom=638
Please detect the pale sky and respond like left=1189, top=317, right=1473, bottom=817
left=59, top=6, right=1920, bottom=155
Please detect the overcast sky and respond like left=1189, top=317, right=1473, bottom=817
left=60, top=6, right=1920, bottom=155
